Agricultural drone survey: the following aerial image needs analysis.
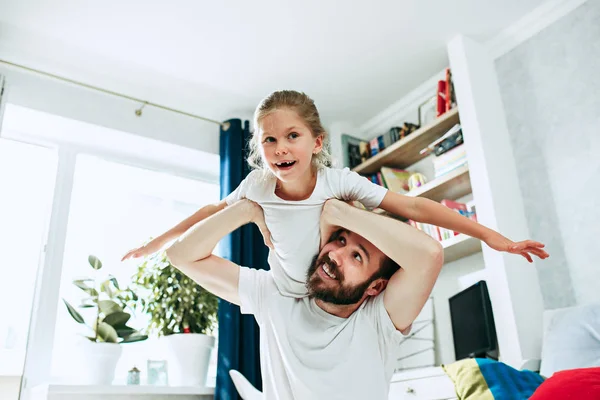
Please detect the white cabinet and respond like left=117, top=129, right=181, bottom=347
left=388, top=367, right=456, bottom=400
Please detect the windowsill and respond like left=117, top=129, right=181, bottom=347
left=30, top=383, right=215, bottom=396
left=0, top=349, right=25, bottom=377
left=0, top=374, right=21, bottom=379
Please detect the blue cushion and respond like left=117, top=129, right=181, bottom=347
left=443, top=358, right=545, bottom=399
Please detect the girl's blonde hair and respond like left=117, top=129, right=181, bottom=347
left=248, top=90, right=333, bottom=171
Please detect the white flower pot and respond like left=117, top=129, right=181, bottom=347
left=77, top=341, right=123, bottom=385
left=162, top=333, right=215, bottom=387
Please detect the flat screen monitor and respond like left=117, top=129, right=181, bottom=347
left=449, top=280, right=497, bottom=360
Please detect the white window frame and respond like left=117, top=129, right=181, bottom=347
left=0, top=104, right=220, bottom=392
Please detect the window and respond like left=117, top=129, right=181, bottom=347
left=0, top=139, right=57, bottom=375
left=51, top=154, right=220, bottom=384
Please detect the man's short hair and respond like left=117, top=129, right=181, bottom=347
left=377, top=256, right=401, bottom=280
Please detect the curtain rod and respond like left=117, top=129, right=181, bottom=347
left=0, top=58, right=228, bottom=129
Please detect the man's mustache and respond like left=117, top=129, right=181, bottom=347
left=316, top=254, right=342, bottom=281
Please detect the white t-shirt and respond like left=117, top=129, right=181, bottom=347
left=239, top=267, right=404, bottom=400
left=225, top=167, right=388, bottom=297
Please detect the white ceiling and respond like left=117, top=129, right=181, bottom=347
left=0, top=0, right=548, bottom=126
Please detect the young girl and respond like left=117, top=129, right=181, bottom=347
left=122, top=90, right=548, bottom=297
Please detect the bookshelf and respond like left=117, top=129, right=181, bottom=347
left=406, top=165, right=471, bottom=202
left=350, top=107, right=481, bottom=265
left=352, top=108, right=460, bottom=175
left=347, top=39, right=545, bottom=370
left=373, top=165, right=470, bottom=208
left=442, top=234, right=482, bottom=263
left=367, top=219, right=482, bottom=262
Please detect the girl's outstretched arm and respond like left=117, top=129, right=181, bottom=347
left=121, top=199, right=228, bottom=261
left=379, top=191, right=549, bottom=263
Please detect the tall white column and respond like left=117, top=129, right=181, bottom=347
left=0, top=74, right=6, bottom=134
left=21, top=149, right=76, bottom=394
left=447, top=35, right=544, bottom=367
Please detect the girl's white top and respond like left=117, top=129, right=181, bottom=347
left=225, top=167, right=388, bottom=297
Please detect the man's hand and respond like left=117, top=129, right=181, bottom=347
left=240, top=199, right=273, bottom=250
left=484, top=234, right=549, bottom=263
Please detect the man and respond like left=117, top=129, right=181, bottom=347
left=166, top=198, right=445, bottom=399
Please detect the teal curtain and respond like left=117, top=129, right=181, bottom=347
left=216, top=119, right=269, bottom=399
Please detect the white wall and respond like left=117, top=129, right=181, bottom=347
left=0, top=376, right=21, bottom=400
left=0, top=66, right=221, bottom=156
left=2, top=104, right=220, bottom=183
left=357, top=70, right=446, bottom=140
left=327, top=121, right=358, bottom=168
left=495, top=0, right=599, bottom=308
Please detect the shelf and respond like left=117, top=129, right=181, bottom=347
left=406, top=165, right=471, bottom=202
left=442, top=234, right=482, bottom=264
left=352, top=108, right=460, bottom=175
left=364, top=210, right=481, bottom=263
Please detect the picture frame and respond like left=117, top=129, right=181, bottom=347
left=418, top=95, right=437, bottom=127
left=341, top=133, right=364, bottom=169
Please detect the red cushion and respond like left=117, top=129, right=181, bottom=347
left=529, top=367, right=600, bottom=399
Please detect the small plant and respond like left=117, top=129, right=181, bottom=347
left=63, top=255, right=148, bottom=344
left=131, top=250, right=218, bottom=336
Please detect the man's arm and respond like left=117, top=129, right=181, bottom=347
left=121, top=200, right=228, bottom=261
left=321, top=200, right=444, bottom=332
left=165, top=199, right=269, bottom=306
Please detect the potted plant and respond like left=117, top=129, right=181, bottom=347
left=132, top=250, right=218, bottom=387
left=63, top=255, right=147, bottom=385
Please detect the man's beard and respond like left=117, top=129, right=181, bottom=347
left=306, top=253, right=376, bottom=306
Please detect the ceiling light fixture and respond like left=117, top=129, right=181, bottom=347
left=135, top=101, right=148, bottom=117
left=0, top=58, right=227, bottom=129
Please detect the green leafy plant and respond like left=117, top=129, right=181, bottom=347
left=63, top=255, right=148, bottom=344
left=131, top=250, right=218, bottom=336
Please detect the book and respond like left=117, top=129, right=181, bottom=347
left=377, top=135, right=385, bottom=152
left=435, top=162, right=468, bottom=178
left=409, top=220, right=455, bottom=242
left=445, top=68, right=456, bottom=110
left=433, top=145, right=467, bottom=178
left=419, top=123, right=461, bottom=156
left=389, top=127, right=400, bottom=143
left=377, top=172, right=387, bottom=188
left=465, top=200, right=478, bottom=223
left=441, top=199, right=469, bottom=236
left=445, top=68, right=453, bottom=113
left=380, top=167, right=411, bottom=194
left=437, top=80, right=448, bottom=117
left=441, top=199, right=468, bottom=214
left=433, top=125, right=463, bottom=157
left=358, top=141, right=370, bottom=163
left=369, top=137, right=379, bottom=156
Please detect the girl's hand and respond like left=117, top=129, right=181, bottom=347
left=243, top=199, right=274, bottom=250
left=320, top=199, right=351, bottom=248
left=485, top=235, right=549, bottom=263
left=121, top=240, right=162, bottom=261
